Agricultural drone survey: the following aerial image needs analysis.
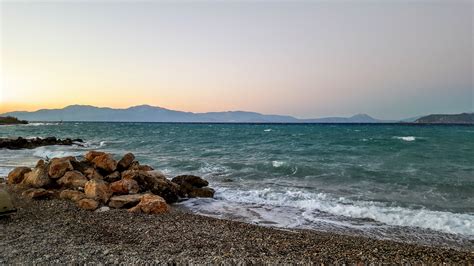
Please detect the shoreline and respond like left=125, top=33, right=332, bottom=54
left=1, top=186, right=473, bottom=264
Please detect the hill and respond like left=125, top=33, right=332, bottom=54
left=415, top=113, right=474, bottom=124
left=1, top=105, right=385, bottom=123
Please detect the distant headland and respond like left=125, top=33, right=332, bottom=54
left=0, top=116, right=28, bottom=125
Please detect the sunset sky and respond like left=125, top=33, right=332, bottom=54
left=0, top=1, right=472, bottom=120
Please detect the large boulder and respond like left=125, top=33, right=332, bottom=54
left=84, top=179, right=112, bottom=203
left=21, top=160, right=51, bottom=188
left=110, top=179, right=139, bottom=195
left=59, top=189, right=86, bottom=201
left=123, top=170, right=179, bottom=203
left=188, top=187, right=215, bottom=198
left=172, top=175, right=209, bottom=188
left=57, top=171, right=88, bottom=189
left=108, top=194, right=143, bottom=208
left=48, top=157, right=74, bottom=179
left=117, top=153, right=135, bottom=170
left=84, top=151, right=106, bottom=162
left=7, top=167, right=31, bottom=184
left=70, top=160, right=91, bottom=174
left=77, top=198, right=99, bottom=210
left=104, top=171, right=121, bottom=183
left=22, top=188, right=54, bottom=199
left=91, top=154, right=117, bottom=173
left=130, top=164, right=154, bottom=171
left=128, top=194, right=169, bottom=214
left=84, top=167, right=103, bottom=180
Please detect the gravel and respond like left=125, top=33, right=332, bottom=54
left=1, top=186, right=473, bottom=264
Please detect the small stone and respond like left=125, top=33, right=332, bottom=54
left=95, top=206, right=110, bottom=213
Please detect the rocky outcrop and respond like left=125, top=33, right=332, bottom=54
left=7, top=151, right=214, bottom=215
left=22, top=188, right=54, bottom=199
left=172, top=175, right=214, bottom=198
left=85, top=179, right=112, bottom=204
left=21, top=160, right=51, bottom=188
left=48, top=157, right=74, bottom=179
left=57, top=171, right=88, bottom=189
left=91, top=154, right=117, bottom=173
left=110, top=179, right=139, bottom=195
left=0, top=137, right=83, bottom=150
left=7, top=167, right=31, bottom=185
left=117, top=153, right=135, bottom=170
left=108, top=194, right=143, bottom=208
left=129, top=194, right=169, bottom=214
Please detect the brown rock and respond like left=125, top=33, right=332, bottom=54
left=92, top=153, right=117, bottom=173
left=130, top=164, right=154, bottom=171
left=77, top=198, right=99, bottom=210
left=172, top=175, right=209, bottom=188
left=21, top=160, right=51, bottom=188
left=84, top=151, right=106, bottom=162
left=22, top=188, right=53, bottom=199
left=123, top=170, right=179, bottom=203
left=84, top=167, right=103, bottom=180
left=84, top=179, right=112, bottom=203
left=117, top=153, right=135, bottom=170
left=57, top=170, right=88, bottom=189
left=188, top=187, right=215, bottom=198
left=59, top=189, right=86, bottom=201
left=128, top=194, right=169, bottom=214
left=48, top=157, right=74, bottom=179
left=108, top=194, right=143, bottom=208
left=7, top=167, right=31, bottom=184
left=104, top=171, right=121, bottom=182
left=110, top=179, right=139, bottom=195
left=70, top=160, right=91, bottom=174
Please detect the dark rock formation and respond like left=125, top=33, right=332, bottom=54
left=0, top=137, right=83, bottom=150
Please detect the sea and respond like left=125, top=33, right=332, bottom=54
left=1, top=122, right=473, bottom=250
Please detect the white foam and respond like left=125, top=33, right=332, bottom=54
left=395, top=136, right=416, bottom=142
left=264, top=129, right=272, bottom=132
left=205, top=187, right=474, bottom=236
left=272, top=161, right=285, bottom=168
left=32, top=146, right=83, bottom=159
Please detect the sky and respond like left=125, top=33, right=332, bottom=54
left=0, top=1, right=472, bottom=120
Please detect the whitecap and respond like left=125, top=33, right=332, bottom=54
left=264, top=129, right=272, bottom=132
left=395, top=136, right=416, bottom=142
left=272, top=161, right=285, bottom=168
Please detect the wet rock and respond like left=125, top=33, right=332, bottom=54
left=128, top=194, right=169, bottom=214
left=84, top=151, right=106, bottom=162
left=108, top=194, right=143, bottom=208
left=7, top=167, right=31, bottom=184
left=84, top=167, right=103, bottom=180
left=130, top=165, right=154, bottom=171
left=48, top=157, right=74, bottom=179
left=188, top=187, right=215, bottom=198
left=110, top=179, right=139, bottom=195
left=104, top=171, right=121, bottom=183
left=59, top=190, right=86, bottom=201
left=0, top=137, right=83, bottom=150
left=22, top=188, right=54, bottom=199
left=117, top=153, right=135, bottom=170
left=21, top=160, right=51, bottom=188
left=77, top=198, right=99, bottom=210
left=123, top=170, right=179, bottom=203
left=84, top=179, right=112, bottom=204
left=57, top=171, right=88, bottom=189
left=172, top=175, right=209, bottom=188
left=91, top=154, right=117, bottom=173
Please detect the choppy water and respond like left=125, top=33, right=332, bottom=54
left=1, top=122, right=473, bottom=249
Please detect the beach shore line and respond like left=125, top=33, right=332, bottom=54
left=1, top=186, right=472, bottom=264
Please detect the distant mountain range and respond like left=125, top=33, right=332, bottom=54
left=2, top=105, right=472, bottom=124
left=1, top=105, right=388, bottom=123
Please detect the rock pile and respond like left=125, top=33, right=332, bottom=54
left=0, top=137, right=83, bottom=150
left=7, top=151, right=215, bottom=214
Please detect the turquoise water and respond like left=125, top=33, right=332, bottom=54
left=1, top=122, right=473, bottom=247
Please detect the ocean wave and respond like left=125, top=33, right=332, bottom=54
left=23, top=122, right=60, bottom=126
left=210, top=187, right=474, bottom=236
left=264, top=129, right=272, bottom=132
left=395, top=136, right=416, bottom=142
left=272, top=161, right=285, bottom=168
left=32, top=147, right=84, bottom=159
